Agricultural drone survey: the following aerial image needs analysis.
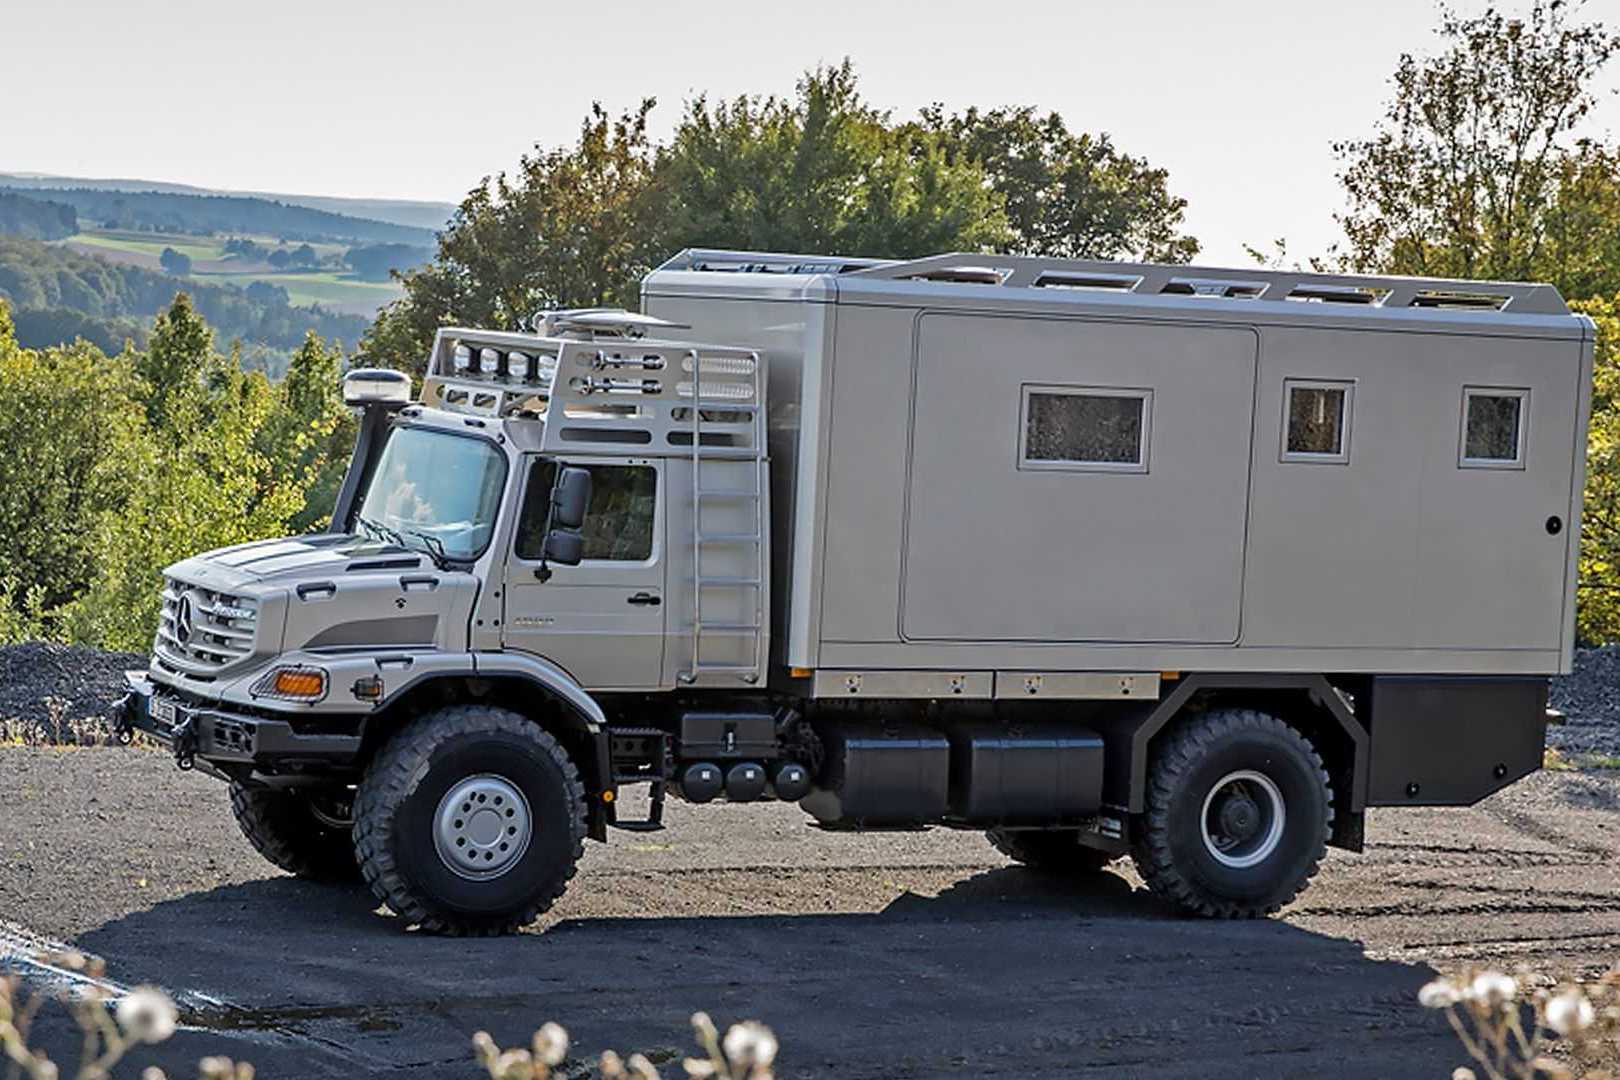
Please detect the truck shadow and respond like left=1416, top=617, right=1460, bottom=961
left=59, top=866, right=1463, bottom=1078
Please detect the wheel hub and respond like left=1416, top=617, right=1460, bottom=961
left=433, top=775, right=532, bottom=881
left=1200, top=769, right=1285, bottom=870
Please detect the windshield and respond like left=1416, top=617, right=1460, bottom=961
left=356, top=427, right=507, bottom=562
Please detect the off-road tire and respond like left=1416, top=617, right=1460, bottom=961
left=229, top=783, right=360, bottom=882
left=353, top=705, right=586, bottom=935
left=1132, top=709, right=1332, bottom=918
left=987, top=829, right=1116, bottom=874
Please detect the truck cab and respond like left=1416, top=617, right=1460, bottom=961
left=117, top=251, right=1591, bottom=934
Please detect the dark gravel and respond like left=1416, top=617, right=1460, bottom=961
left=1548, top=646, right=1620, bottom=758
left=0, top=643, right=145, bottom=744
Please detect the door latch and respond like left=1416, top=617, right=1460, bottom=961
left=627, top=592, right=662, bottom=606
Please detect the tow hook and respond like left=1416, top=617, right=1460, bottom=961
left=171, top=715, right=198, bottom=771
left=110, top=694, right=135, bottom=746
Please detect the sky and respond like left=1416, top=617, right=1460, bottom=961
left=5, top=0, right=1619, bottom=265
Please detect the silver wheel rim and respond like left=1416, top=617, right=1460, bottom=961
left=1200, top=769, right=1285, bottom=869
left=433, top=774, right=532, bottom=880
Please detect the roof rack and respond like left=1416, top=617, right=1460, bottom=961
left=848, top=252, right=1570, bottom=316
left=656, top=249, right=886, bottom=277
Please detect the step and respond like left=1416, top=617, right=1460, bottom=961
left=696, top=622, right=763, bottom=634
left=697, top=533, right=763, bottom=544
left=696, top=576, right=763, bottom=587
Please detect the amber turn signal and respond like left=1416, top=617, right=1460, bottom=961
left=273, top=669, right=326, bottom=699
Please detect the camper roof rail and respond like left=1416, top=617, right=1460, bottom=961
left=847, top=252, right=1570, bottom=316
left=657, top=249, right=887, bottom=276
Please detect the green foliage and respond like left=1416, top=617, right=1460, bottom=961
left=920, top=105, right=1198, bottom=262
left=0, top=307, right=146, bottom=613
left=343, top=243, right=431, bottom=282
left=1576, top=295, right=1620, bottom=642
left=0, top=192, right=77, bottom=241
left=655, top=62, right=1008, bottom=258
left=1334, top=1, right=1620, bottom=296
left=158, top=247, right=192, bottom=276
left=364, top=62, right=1193, bottom=374
left=365, top=100, right=665, bottom=373
left=0, top=296, right=353, bottom=653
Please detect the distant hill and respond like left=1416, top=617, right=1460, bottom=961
left=0, top=185, right=436, bottom=247
left=0, top=236, right=370, bottom=362
left=0, top=173, right=454, bottom=233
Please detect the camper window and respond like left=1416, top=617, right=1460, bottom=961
left=1282, top=380, right=1353, bottom=464
left=1460, top=388, right=1528, bottom=469
left=1020, top=386, right=1151, bottom=473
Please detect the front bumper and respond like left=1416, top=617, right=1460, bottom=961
left=116, top=670, right=363, bottom=772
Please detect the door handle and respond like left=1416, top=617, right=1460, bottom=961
left=627, top=592, right=662, bottom=606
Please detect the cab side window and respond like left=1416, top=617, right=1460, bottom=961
left=515, top=462, right=658, bottom=561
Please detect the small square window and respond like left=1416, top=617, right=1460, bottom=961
left=1460, top=388, right=1528, bottom=468
left=1020, top=386, right=1150, bottom=472
left=1282, top=380, right=1353, bottom=464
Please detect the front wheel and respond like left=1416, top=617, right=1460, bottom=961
left=1132, top=709, right=1332, bottom=918
left=229, top=783, right=360, bottom=882
left=353, top=705, right=586, bottom=935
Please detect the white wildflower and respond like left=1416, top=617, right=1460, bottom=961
left=142, top=1069, right=168, bottom=1080
left=1419, top=979, right=1463, bottom=1009
left=722, top=1020, right=778, bottom=1069
left=1544, top=989, right=1596, bottom=1036
left=1467, top=971, right=1517, bottom=1007
left=1451, top=1069, right=1476, bottom=1080
left=116, top=986, right=178, bottom=1044
left=534, top=1021, right=569, bottom=1066
left=492, top=1048, right=533, bottom=1080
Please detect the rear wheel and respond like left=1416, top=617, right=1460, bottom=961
left=229, top=783, right=360, bottom=882
left=1132, top=709, right=1332, bottom=918
left=353, top=705, right=586, bottom=935
left=987, top=829, right=1116, bottom=874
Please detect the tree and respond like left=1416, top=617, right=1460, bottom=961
left=290, top=244, right=318, bottom=269
left=261, top=332, right=355, bottom=532
left=1575, top=295, right=1620, bottom=641
left=653, top=62, right=1008, bottom=258
left=0, top=302, right=145, bottom=615
left=267, top=248, right=291, bottom=269
left=363, top=101, right=665, bottom=373
left=921, top=105, right=1198, bottom=262
left=1334, top=1, right=1620, bottom=291
left=136, top=293, right=216, bottom=430
left=159, top=247, right=192, bottom=276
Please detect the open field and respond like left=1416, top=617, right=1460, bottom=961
left=192, top=269, right=402, bottom=316
left=1, top=747, right=1617, bottom=1078
left=54, top=228, right=404, bottom=315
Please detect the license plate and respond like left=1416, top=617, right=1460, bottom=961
left=152, top=697, right=178, bottom=726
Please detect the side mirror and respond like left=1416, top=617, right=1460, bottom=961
left=551, top=467, right=592, bottom=530
left=544, top=528, right=584, bottom=566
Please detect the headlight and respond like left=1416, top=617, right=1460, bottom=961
left=251, top=665, right=328, bottom=702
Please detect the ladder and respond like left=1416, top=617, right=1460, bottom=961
left=683, top=347, right=766, bottom=685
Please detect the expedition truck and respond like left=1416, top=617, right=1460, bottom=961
left=116, top=249, right=1595, bottom=934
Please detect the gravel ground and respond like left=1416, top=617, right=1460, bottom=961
left=1, top=749, right=1618, bottom=1078
left=1550, top=646, right=1620, bottom=758
left=0, top=643, right=144, bottom=744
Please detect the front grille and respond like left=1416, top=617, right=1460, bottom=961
left=154, top=577, right=259, bottom=675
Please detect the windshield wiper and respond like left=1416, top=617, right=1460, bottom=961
left=355, top=515, right=408, bottom=550
left=400, top=528, right=451, bottom=570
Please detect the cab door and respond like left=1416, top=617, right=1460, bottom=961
left=502, top=456, right=667, bottom=690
